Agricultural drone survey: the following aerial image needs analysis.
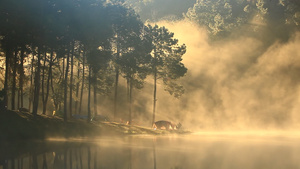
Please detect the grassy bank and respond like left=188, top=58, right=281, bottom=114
left=0, top=110, right=190, bottom=141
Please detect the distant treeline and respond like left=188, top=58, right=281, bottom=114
left=127, top=0, right=300, bottom=40
left=0, top=0, right=187, bottom=124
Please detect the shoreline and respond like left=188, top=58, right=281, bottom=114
left=0, top=110, right=190, bottom=141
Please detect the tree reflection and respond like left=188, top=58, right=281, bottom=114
left=42, top=154, right=48, bottom=169
left=53, top=150, right=64, bottom=169
left=1, top=140, right=162, bottom=169
left=32, top=153, right=38, bottom=169
left=94, top=148, right=97, bottom=169
left=69, top=150, right=73, bottom=169
left=153, top=141, right=156, bottom=169
left=87, top=147, right=91, bottom=169
left=18, top=158, right=23, bottom=169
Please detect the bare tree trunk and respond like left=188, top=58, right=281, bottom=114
left=152, top=50, right=157, bottom=125
left=50, top=56, right=58, bottom=113
left=62, top=57, right=65, bottom=80
left=79, top=51, right=85, bottom=114
left=11, top=50, right=18, bottom=110
left=42, top=50, right=53, bottom=115
left=75, top=61, right=80, bottom=114
left=87, top=67, right=91, bottom=122
left=18, top=47, right=25, bottom=109
left=93, top=73, right=98, bottom=116
left=152, top=72, right=157, bottom=125
left=114, top=69, right=119, bottom=121
left=114, top=36, right=120, bottom=121
left=18, top=84, right=20, bottom=109
left=28, top=53, right=34, bottom=112
left=64, top=50, right=70, bottom=122
left=41, top=52, right=46, bottom=114
left=129, top=79, right=133, bottom=125
left=127, top=77, right=133, bottom=125
left=33, top=47, right=42, bottom=115
left=69, top=42, right=74, bottom=118
left=3, top=47, right=13, bottom=110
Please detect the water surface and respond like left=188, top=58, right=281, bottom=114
left=1, top=132, right=300, bottom=169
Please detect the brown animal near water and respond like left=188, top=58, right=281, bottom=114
left=153, top=120, right=182, bottom=130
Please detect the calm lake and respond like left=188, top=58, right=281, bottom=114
left=1, top=132, right=300, bottom=169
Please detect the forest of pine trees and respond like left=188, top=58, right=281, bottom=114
left=0, top=0, right=187, bottom=124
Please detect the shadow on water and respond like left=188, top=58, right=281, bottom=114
left=1, top=133, right=300, bottom=169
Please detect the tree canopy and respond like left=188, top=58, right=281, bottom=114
left=185, top=0, right=300, bottom=39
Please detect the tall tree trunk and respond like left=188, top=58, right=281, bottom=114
left=129, top=79, right=133, bottom=125
left=87, top=67, right=91, bottom=122
left=32, top=48, right=41, bottom=115
left=62, top=57, right=65, bottom=80
left=50, top=57, right=58, bottom=113
left=11, top=50, right=18, bottom=110
left=18, top=84, right=20, bottom=109
left=93, top=73, right=97, bottom=116
left=28, top=54, right=35, bottom=112
left=69, top=42, right=74, bottom=118
left=127, top=77, right=133, bottom=125
left=3, top=47, right=13, bottom=110
left=79, top=51, right=85, bottom=114
left=114, top=35, right=120, bottom=121
left=41, top=52, right=46, bottom=114
left=64, top=50, right=70, bottom=122
left=152, top=50, right=157, bottom=125
left=75, top=61, right=81, bottom=114
left=42, top=50, right=53, bottom=115
left=114, top=69, right=119, bottom=121
left=152, top=70, right=157, bottom=125
left=18, top=47, right=25, bottom=109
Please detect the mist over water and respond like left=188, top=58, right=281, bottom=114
left=149, top=19, right=300, bottom=130
left=3, top=134, right=300, bottom=169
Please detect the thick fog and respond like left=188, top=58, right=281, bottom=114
left=146, top=19, right=300, bottom=130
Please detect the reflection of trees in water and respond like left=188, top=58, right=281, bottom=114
left=152, top=139, right=183, bottom=169
left=0, top=146, right=92, bottom=169
left=153, top=141, right=156, bottom=169
left=42, top=154, right=48, bottom=169
left=0, top=142, right=161, bottom=169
